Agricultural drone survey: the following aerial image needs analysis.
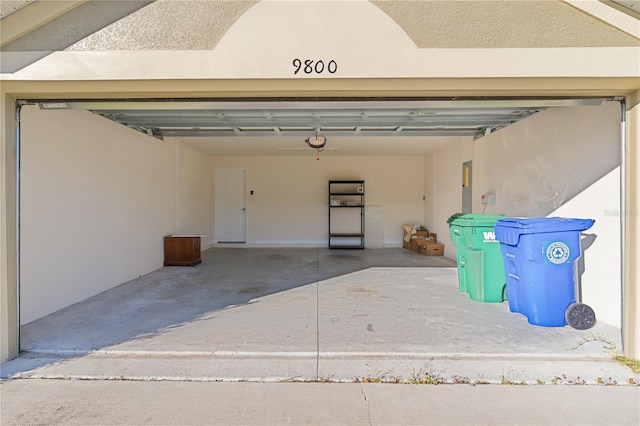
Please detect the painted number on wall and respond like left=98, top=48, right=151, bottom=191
left=293, top=59, right=337, bottom=75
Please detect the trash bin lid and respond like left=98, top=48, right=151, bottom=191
left=494, top=217, right=595, bottom=245
left=451, top=214, right=506, bottom=227
left=447, top=213, right=467, bottom=225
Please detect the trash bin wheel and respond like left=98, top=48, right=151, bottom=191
left=565, top=303, right=596, bottom=330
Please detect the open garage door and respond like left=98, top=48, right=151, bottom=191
left=36, top=97, right=601, bottom=142
left=11, top=96, right=625, bottom=383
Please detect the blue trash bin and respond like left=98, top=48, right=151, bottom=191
left=494, top=217, right=594, bottom=327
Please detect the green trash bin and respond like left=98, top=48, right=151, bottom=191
left=448, top=214, right=507, bottom=303
left=447, top=213, right=467, bottom=293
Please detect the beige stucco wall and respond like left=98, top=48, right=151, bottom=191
left=68, top=0, right=639, bottom=50
left=1, top=93, right=19, bottom=362
left=625, top=93, right=640, bottom=358
left=68, top=0, right=257, bottom=50
left=374, top=0, right=638, bottom=48
left=2, top=1, right=638, bottom=81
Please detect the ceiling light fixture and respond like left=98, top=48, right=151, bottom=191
left=305, top=133, right=327, bottom=161
left=305, top=135, right=326, bottom=150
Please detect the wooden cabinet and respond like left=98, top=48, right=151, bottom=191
left=164, top=235, right=201, bottom=266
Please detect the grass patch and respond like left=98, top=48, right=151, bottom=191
left=612, top=355, right=640, bottom=374
left=571, top=333, right=640, bottom=375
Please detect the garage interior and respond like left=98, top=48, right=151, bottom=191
left=4, top=97, right=632, bottom=383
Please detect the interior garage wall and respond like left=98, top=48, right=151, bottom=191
left=210, top=156, right=425, bottom=247
left=423, top=152, right=436, bottom=233
left=476, top=102, right=621, bottom=217
left=431, top=138, right=466, bottom=257
left=552, top=167, right=621, bottom=327
left=20, top=107, right=177, bottom=324
left=177, top=141, right=213, bottom=246
left=433, top=102, right=621, bottom=326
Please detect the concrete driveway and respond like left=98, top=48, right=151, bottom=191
left=2, top=380, right=639, bottom=425
left=1, top=248, right=636, bottom=385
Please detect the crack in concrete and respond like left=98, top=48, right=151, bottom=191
left=360, top=385, right=372, bottom=425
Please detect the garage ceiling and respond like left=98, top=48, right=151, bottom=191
left=35, top=98, right=606, bottom=156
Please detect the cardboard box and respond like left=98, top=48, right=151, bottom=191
left=402, top=225, right=429, bottom=249
left=402, top=225, right=412, bottom=249
left=430, top=232, right=438, bottom=242
left=411, top=236, right=437, bottom=253
left=421, top=243, right=444, bottom=256
left=410, top=237, right=427, bottom=252
left=413, top=236, right=437, bottom=252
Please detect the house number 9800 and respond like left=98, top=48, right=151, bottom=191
left=293, top=59, right=337, bottom=75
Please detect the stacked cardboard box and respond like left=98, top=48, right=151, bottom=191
left=420, top=232, right=444, bottom=256
left=420, top=242, right=444, bottom=256
left=402, top=224, right=429, bottom=250
left=402, top=225, right=444, bottom=256
left=409, top=231, right=430, bottom=252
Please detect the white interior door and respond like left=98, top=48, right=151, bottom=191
left=215, top=168, right=246, bottom=243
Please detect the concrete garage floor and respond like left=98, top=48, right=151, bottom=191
left=2, top=248, right=636, bottom=385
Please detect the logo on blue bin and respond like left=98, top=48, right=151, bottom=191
left=546, top=241, right=570, bottom=264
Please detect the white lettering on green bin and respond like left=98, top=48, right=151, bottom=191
left=482, top=231, right=497, bottom=242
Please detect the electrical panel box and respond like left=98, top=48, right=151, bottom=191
left=481, top=193, right=496, bottom=206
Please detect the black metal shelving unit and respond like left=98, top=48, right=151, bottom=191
left=328, top=180, right=365, bottom=249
